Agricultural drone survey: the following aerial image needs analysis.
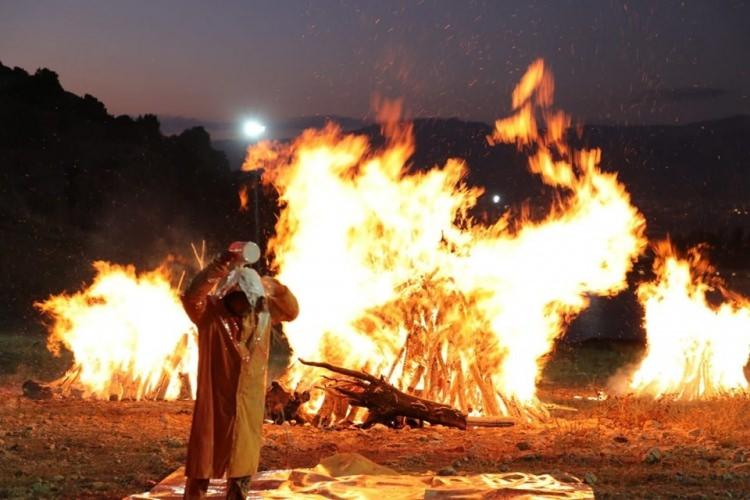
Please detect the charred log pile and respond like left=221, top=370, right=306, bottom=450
left=299, top=359, right=514, bottom=429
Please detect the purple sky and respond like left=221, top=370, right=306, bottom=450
left=1, top=0, right=748, bottom=135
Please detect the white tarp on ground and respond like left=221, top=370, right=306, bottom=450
left=128, top=453, right=593, bottom=499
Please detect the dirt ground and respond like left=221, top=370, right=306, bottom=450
left=1, top=338, right=749, bottom=499
left=0, top=384, right=749, bottom=499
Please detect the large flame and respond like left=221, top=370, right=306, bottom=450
left=36, top=261, right=197, bottom=400
left=243, top=59, right=646, bottom=416
left=629, top=242, right=750, bottom=399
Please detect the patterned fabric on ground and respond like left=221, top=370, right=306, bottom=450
left=129, top=452, right=593, bottom=499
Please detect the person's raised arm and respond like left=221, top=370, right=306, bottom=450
left=181, top=249, right=237, bottom=324
left=260, top=276, right=299, bottom=324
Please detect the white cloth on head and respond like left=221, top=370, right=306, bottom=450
left=216, top=267, right=266, bottom=306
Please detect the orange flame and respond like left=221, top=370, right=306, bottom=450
left=36, top=262, right=197, bottom=400
left=629, top=242, right=750, bottom=399
left=238, top=185, right=249, bottom=212
left=247, top=59, right=646, bottom=416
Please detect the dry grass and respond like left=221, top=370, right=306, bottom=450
left=594, top=394, right=750, bottom=443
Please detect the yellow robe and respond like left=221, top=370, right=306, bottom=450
left=227, top=308, right=270, bottom=477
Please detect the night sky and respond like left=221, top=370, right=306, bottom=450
left=2, top=0, right=748, bottom=137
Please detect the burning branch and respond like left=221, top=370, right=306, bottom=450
left=190, top=240, right=206, bottom=270
left=299, top=359, right=514, bottom=429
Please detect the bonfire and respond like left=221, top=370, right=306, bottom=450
left=242, top=58, right=645, bottom=420
left=33, top=59, right=750, bottom=426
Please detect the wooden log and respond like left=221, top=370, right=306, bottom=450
left=406, top=364, right=425, bottom=394
left=466, top=415, right=516, bottom=428
left=120, top=373, right=140, bottom=400
left=21, top=380, right=53, bottom=400
left=265, top=381, right=310, bottom=424
left=299, top=358, right=469, bottom=430
left=50, top=365, right=82, bottom=396
left=386, top=344, right=406, bottom=381
left=178, top=372, right=193, bottom=400
left=452, top=361, right=467, bottom=411
left=469, top=363, right=501, bottom=416
left=154, top=333, right=189, bottom=400
left=312, top=390, right=348, bottom=427
left=428, top=349, right=448, bottom=402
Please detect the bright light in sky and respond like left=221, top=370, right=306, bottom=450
left=242, top=119, right=266, bottom=139
left=492, top=194, right=501, bottom=204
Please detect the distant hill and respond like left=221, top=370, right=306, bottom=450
left=214, top=114, right=750, bottom=207
left=215, top=114, right=750, bottom=236
left=360, top=116, right=750, bottom=209
left=211, top=115, right=369, bottom=168
left=581, top=116, right=750, bottom=203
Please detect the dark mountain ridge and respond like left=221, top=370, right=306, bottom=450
left=0, top=63, right=253, bottom=329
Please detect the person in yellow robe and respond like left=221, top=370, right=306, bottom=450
left=181, top=241, right=298, bottom=499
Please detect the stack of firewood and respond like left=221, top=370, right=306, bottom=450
left=24, top=332, right=195, bottom=401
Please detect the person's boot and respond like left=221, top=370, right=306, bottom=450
left=226, top=476, right=252, bottom=500
left=183, top=477, right=210, bottom=499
